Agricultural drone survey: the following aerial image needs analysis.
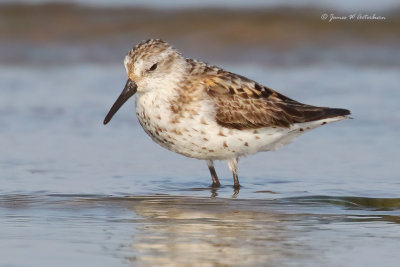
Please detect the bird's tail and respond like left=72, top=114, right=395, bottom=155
left=320, top=107, right=351, bottom=119
left=281, top=102, right=351, bottom=124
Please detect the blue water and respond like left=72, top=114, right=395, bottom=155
left=0, top=61, right=399, bottom=266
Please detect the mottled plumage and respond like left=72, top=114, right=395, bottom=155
left=104, top=39, right=350, bottom=188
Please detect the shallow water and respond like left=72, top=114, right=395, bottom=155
left=1, top=194, right=400, bottom=266
left=1, top=62, right=399, bottom=266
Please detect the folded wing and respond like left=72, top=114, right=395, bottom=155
left=204, top=70, right=350, bottom=130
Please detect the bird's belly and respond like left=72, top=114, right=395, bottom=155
left=137, top=108, right=294, bottom=160
left=135, top=94, right=316, bottom=160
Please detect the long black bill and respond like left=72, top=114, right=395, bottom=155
left=103, top=79, right=137, bottom=125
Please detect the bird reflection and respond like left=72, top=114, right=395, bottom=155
left=123, top=196, right=297, bottom=266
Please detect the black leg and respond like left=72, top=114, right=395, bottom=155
left=228, top=157, right=240, bottom=189
left=206, top=160, right=221, bottom=187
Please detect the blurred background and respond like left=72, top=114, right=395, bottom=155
left=1, top=1, right=400, bottom=266
left=1, top=0, right=400, bottom=65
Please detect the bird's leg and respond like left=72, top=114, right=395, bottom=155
left=227, top=157, right=240, bottom=189
left=206, top=160, right=221, bottom=187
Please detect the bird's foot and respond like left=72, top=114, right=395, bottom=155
left=233, top=183, right=241, bottom=189
left=232, top=183, right=241, bottom=198
left=210, top=181, right=221, bottom=188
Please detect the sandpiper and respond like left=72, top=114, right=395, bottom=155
left=104, top=39, right=350, bottom=188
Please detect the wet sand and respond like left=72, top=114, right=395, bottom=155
left=0, top=4, right=399, bottom=65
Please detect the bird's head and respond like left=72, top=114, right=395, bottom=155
left=104, top=39, right=185, bottom=125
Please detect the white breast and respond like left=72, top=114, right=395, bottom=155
left=135, top=89, right=347, bottom=161
left=135, top=90, right=277, bottom=160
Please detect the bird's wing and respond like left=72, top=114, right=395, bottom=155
left=202, top=69, right=350, bottom=130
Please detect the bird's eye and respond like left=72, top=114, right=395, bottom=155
left=149, top=63, right=158, bottom=71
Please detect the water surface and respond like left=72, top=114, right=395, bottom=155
left=0, top=61, right=399, bottom=266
